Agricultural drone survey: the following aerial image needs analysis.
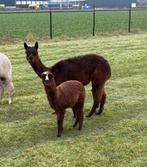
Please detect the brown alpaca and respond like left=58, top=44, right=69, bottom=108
left=24, top=42, right=111, bottom=117
left=41, top=71, right=85, bottom=137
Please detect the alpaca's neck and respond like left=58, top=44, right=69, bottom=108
left=31, top=58, right=48, bottom=78
left=44, top=82, right=57, bottom=109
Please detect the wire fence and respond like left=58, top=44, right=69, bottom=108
left=0, top=8, right=147, bottom=40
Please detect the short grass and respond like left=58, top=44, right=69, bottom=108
left=0, top=33, right=147, bottom=167
left=0, top=10, right=147, bottom=40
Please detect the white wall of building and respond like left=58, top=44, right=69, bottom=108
left=16, top=0, right=85, bottom=6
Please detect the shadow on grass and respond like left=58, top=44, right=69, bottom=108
left=0, top=98, right=49, bottom=123
left=0, top=104, right=138, bottom=159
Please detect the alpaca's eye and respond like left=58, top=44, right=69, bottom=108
left=49, top=74, right=53, bottom=79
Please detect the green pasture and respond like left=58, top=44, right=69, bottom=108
left=0, top=34, right=147, bottom=166
left=0, top=10, right=147, bottom=40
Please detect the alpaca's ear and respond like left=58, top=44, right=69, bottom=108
left=24, top=42, right=28, bottom=50
left=35, top=42, right=38, bottom=50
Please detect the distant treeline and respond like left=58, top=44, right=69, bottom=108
left=86, top=0, right=138, bottom=8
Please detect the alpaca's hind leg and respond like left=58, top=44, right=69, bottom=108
left=73, top=114, right=79, bottom=128
left=87, top=83, right=104, bottom=117
left=0, top=79, right=4, bottom=101
left=96, top=91, right=106, bottom=115
left=0, top=82, right=4, bottom=101
left=56, top=111, right=64, bottom=137
left=0, top=86, right=4, bottom=102
left=72, top=107, right=77, bottom=118
left=72, top=106, right=78, bottom=127
left=73, top=111, right=83, bottom=130
left=78, top=110, right=83, bottom=130
left=73, top=102, right=84, bottom=130
left=6, top=81, right=14, bottom=104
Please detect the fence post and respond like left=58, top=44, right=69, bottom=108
left=128, top=4, right=131, bottom=33
left=92, top=7, right=96, bottom=36
left=49, top=8, right=53, bottom=39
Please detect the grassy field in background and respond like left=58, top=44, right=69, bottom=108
left=0, top=34, right=147, bottom=166
left=0, top=10, right=147, bottom=40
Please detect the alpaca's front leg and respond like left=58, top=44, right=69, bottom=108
left=56, top=111, right=64, bottom=137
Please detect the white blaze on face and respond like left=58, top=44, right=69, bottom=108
left=42, top=71, right=49, bottom=81
left=45, top=74, right=49, bottom=81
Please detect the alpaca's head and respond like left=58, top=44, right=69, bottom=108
left=24, top=42, right=39, bottom=64
left=41, top=71, right=54, bottom=86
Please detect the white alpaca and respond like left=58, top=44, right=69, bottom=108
left=0, top=53, right=14, bottom=104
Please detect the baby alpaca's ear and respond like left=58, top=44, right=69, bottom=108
left=24, top=42, right=28, bottom=50
left=41, top=73, right=44, bottom=78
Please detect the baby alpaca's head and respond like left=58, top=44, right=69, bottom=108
left=41, top=71, right=54, bottom=86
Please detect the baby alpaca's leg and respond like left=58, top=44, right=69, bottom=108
left=78, top=110, right=83, bottom=130
left=72, top=102, right=84, bottom=130
left=56, top=111, right=64, bottom=137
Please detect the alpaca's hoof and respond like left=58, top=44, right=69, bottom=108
left=57, top=134, right=61, bottom=137
left=86, top=114, right=91, bottom=118
left=78, top=127, right=82, bottom=131
left=73, top=124, right=77, bottom=128
left=86, top=110, right=96, bottom=117
left=95, top=112, right=100, bottom=115
left=95, top=111, right=102, bottom=115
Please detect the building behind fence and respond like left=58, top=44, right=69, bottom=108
left=0, top=0, right=15, bottom=6
left=0, top=0, right=141, bottom=8
left=0, top=0, right=86, bottom=9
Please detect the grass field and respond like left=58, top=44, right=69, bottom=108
left=0, top=10, right=147, bottom=40
left=0, top=33, right=147, bottom=166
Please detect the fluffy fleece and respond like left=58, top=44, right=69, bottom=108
left=24, top=42, right=111, bottom=117
left=0, top=53, right=14, bottom=104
